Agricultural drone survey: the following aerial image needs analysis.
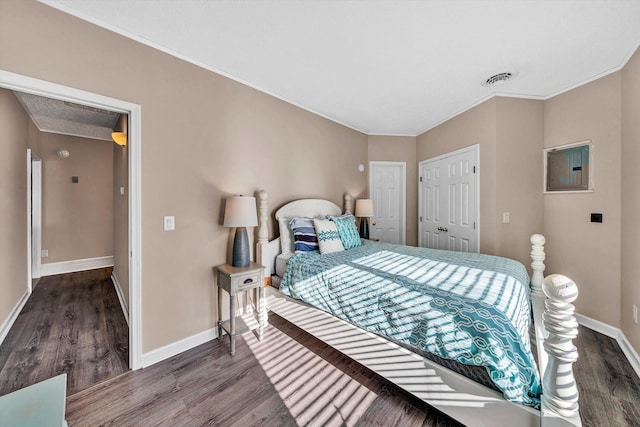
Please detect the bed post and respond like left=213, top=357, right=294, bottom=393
left=256, top=190, right=269, bottom=334
left=258, top=190, right=269, bottom=246
left=541, top=274, right=580, bottom=424
left=344, top=193, right=352, bottom=215
left=530, top=235, right=581, bottom=425
left=530, top=234, right=545, bottom=297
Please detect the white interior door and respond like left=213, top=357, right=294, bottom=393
left=369, top=162, right=406, bottom=244
left=419, top=145, right=478, bottom=252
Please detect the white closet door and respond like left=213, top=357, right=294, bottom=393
left=419, top=146, right=478, bottom=253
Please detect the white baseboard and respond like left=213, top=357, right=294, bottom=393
left=576, top=313, right=640, bottom=379
left=575, top=313, right=619, bottom=338
left=618, top=331, right=640, bottom=379
left=0, top=289, right=31, bottom=346
left=141, top=327, right=218, bottom=368
left=41, top=256, right=114, bottom=276
left=110, top=273, right=129, bottom=326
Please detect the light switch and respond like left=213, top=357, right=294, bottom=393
left=120, top=186, right=125, bottom=196
left=502, top=212, right=510, bottom=223
left=164, top=216, right=175, bottom=231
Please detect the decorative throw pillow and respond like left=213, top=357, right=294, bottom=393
left=330, top=214, right=362, bottom=249
left=289, top=217, right=318, bottom=253
left=313, top=218, right=345, bottom=254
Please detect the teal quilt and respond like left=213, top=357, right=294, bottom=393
left=280, top=240, right=541, bottom=407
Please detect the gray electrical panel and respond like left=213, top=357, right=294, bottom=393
left=546, top=144, right=590, bottom=192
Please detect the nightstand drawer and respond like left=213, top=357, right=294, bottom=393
left=233, top=272, right=261, bottom=291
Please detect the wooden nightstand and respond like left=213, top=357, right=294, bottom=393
left=216, top=262, right=265, bottom=356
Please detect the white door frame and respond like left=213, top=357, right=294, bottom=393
left=369, top=161, right=406, bottom=245
left=418, top=144, right=480, bottom=251
left=26, top=150, right=33, bottom=294
left=31, top=153, right=42, bottom=281
left=1, top=70, right=143, bottom=370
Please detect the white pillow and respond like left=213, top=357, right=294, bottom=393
left=313, top=218, right=345, bottom=254
left=278, top=217, right=295, bottom=255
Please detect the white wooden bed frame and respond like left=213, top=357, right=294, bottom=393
left=255, top=191, right=581, bottom=427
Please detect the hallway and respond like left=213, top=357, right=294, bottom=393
left=0, top=268, right=128, bottom=396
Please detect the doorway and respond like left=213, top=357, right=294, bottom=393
left=0, top=70, right=142, bottom=370
left=418, top=145, right=479, bottom=252
left=369, top=161, right=406, bottom=244
left=29, top=151, right=42, bottom=284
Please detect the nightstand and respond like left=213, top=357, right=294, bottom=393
left=216, top=262, right=265, bottom=356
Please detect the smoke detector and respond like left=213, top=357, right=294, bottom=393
left=482, top=72, right=517, bottom=87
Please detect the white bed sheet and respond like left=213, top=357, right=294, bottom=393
left=275, top=252, right=293, bottom=278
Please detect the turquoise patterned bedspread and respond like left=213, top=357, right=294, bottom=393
left=280, top=240, right=541, bottom=407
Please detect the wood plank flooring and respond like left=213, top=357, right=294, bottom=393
left=66, top=313, right=462, bottom=427
left=65, top=314, right=640, bottom=427
left=574, top=326, right=640, bottom=427
left=0, top=268, right=129, bottom=397
left=3, top=273, right=638, bottom=426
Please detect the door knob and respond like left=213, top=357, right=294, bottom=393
left=372, top=221, right=376, bottom=225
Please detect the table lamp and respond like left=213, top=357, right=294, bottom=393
left=223, top=195, right=258, bottom=267
left=355, top=199, right=374, bottom=239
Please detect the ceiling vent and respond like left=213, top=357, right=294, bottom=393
left=482, top=72, right=516, bottom=87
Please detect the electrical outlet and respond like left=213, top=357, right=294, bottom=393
left=41, top=249, right=48, bottom=258
left=633, top=304, right=638, bottom=324
left=164, top=216, right=175, bottom=231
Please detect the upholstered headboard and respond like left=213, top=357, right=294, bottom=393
left=275, top=199, right=342, bottom=255
left=256, top=191, right=352, bottom=278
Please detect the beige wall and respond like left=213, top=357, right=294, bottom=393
left=495, top=97, right=544, bottom=268
left=28, top=129, right=114, bottom=264
left=0, top=1, right=367, bottom=352
left=416, top=98, right=544, bottom=269
left=417, top=99, right=499, bottom=256
left=621, top=47, right=640, bottom=351
left=0, top=89, right=29, bottom=325
left=544, top=72, right=622, bottom=327
left=367, top=135, right=417, bottom=246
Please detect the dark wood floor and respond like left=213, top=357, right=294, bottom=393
left=574, top=326, right=640, bottom=427
left=3, top=273, right=638, bottom=426
left=0, top=268, right=129, bottom=397
left=65, top=314, right=640, bottom=427
left=66, top=313, right=463, bottom=427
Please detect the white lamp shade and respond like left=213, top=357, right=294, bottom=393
left=223, top=196, right=258, bottom=227
left=355, top=199, right=374, bottom=217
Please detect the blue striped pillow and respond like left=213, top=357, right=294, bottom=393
left=289, top=217, right=318, bottom=253
left=330, top=214, right=362, bottom=249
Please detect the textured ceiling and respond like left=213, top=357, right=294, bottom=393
left=40, top=0, right=640, bottom=136
left=15, top=92, right=120, bottom=141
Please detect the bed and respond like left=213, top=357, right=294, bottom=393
left=255, top=191, right=581, bottom=427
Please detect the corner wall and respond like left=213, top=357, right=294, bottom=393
left=0, top=89, right=29, bottom=328
left=367, top=135, right=418, bottom=246
left=415, top=98, right=544, bottom=269
left=621, top=47, right=640, bottom=351
left=416, top=99, right=499, bottom=256
left=543, top=72, right=622, bottom=327
left=495, top=97, right=544, bottom=269
left=32, top=130, right=114, bottom=264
